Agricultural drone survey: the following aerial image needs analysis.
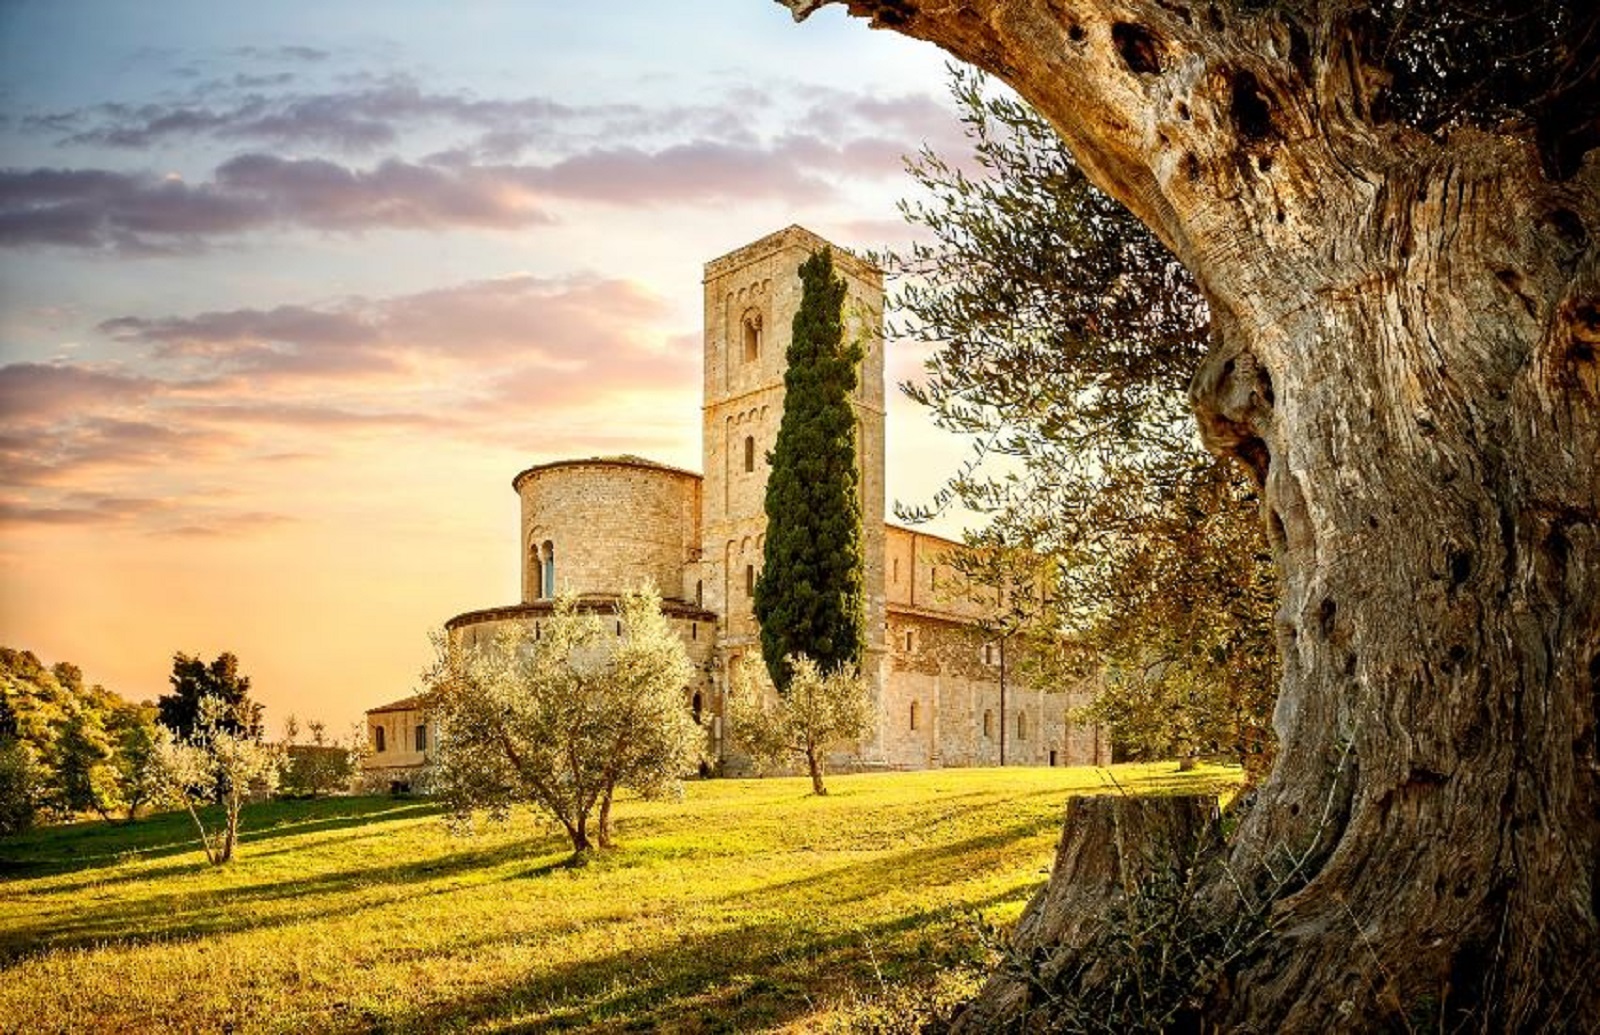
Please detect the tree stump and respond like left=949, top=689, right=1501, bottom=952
left=951, top=792, right=1223, bottom=1032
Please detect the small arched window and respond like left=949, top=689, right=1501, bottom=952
left=744, top=435, right=756, bottom=473
left=1016, top=711, right=1028, bottom=741
left=903, top=629, right=914, bottom=653
left=742, top=311, right=762, bottom=361
left=374, top=726, right=386, bottom=753
left=692, top=692, right=703, bottom=724
left=540, top=540, right=555, bottom=598
left=745, top=564, right=755, bottom=596
left=696, top=579, right=704, bottom=606
left=910, top=701, right=920, bottom=730
left=982, top=710, right=993, bottom=739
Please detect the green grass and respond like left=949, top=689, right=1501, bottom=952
left=0, top=763, right=1241, bottom=1033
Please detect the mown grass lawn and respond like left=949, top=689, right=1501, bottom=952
left=0, top=763, right=1240, bottom=1034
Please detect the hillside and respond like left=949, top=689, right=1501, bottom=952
left=0, top=764, right=1240, bottom=1033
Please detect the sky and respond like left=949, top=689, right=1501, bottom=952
left=0, top=0, right=984, bottom=732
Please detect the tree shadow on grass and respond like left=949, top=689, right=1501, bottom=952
left=382, top=875, right=1026, bottom=1034
left=0, top=823, right=573, bottom=963
left=0, top=797, right=438, bottom=883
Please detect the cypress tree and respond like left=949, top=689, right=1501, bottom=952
left=753, top=248, right=866, bottom=692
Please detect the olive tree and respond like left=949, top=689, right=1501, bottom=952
left=769, top=1, right=1599, bottom=1028
left=726, top=653, right=872, bottom=795
left=152, top=696, right=282, bottom=865
left=424, top=588, right=701, bottom=855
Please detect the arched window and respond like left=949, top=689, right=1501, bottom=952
left=692, top=692, right=703, bottom=724
left=742, top=311, right=762, bottom=361
left=744, top=435, right=756, bottom=473
left=415, top=725, right=427, bottom=752
left=903, top=629, right=914, bottom=653
left=530, top=542, right=543, bottom=602
left=374, top=726, right=386, bottom=753
left=1016, top=711, right=1028, bottom=741
left=540, top=541, right=555, bottom=598
left=696, top=579, right=704, bottom=606
left=910, top=701, right=920, bottom=730
left=745, top=564, right=755, bottom=596
left=982, top=710, right=993, bottom=739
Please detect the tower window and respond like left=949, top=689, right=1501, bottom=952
left=692, top=692, right=704, bottom=724
left=910, top=701, right=920, bottom=731
left=696, top=579, right=704, bottom=606
left=745, top=564, right=755, bottom=596
left=983, top=710, right=993, bottom=739
left=540, top=541, right=555, bottom=598
left=744, top=435, right=756, bottom=473
left=903, top=629, right=914, bottom=652
left=742, top=311, right=762, bottom=362
left=1017, top=711, right=1028, bottom=741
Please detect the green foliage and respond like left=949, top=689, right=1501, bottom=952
left=424, top=587, right=701, bottom=854
left=158, top=651, right=263, bottom=741
left=0, top=765, right=1242, bottom=1033
left=0, top=736, right=40, bottom=835
left=0, top=647, right=158, bottom=825
left=278, top=718, right=360, bottom=799
left=726, top=653, right=873, bottom=795
left=754, top=247, right=867, bottom=692
left=105, top=700, right=162, bottom=820
left=886, top=68, right=1277, bottom=775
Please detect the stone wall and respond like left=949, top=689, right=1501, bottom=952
left=514, top=458, right=702, bottom=604
left=877, top=611, right=1109, bottom=768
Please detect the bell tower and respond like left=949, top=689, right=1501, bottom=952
left=699, top=226, right=888, bottom=727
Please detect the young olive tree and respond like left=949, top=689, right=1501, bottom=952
left=726, top=653, right=872, bottom=796
left=424, top=587, right=700, bottom=855
left=152, top=696, right=282, bottom=865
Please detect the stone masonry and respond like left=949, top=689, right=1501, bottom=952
left=397, top=225, right=1108, bottom=772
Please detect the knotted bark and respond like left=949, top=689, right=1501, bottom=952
left=952, top=794, right=1224, bottom=1031
left=775, top=2, right=1599, bottom=1028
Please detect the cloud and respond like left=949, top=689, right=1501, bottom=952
left=0, top=157, right=556, bottom=251
left=0, top=362, right=159, bottom=421
left=98, top=273, right=681, bottom=384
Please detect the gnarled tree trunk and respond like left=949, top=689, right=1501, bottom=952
left=777, top=1, right=1599, bottom=1028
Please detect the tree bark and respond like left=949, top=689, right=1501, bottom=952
left=777, top=1, right=1600, bottom=1027
left=806, top=744, right=828, bottom=795
left=597, top=787, right=614, bottom=849
left=952, top=794, right=1224, bottom=1031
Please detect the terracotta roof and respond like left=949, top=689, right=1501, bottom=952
left=366, top=694, right=424, bottom=715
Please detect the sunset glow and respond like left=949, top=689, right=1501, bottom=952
left=0, top=1, right=974, bottom=730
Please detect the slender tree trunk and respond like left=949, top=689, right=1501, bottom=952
left=596, top=787, right=614, bottom=849
left=773, top=1, right=1599, bottom=1027
left=806, top=744, right=828, bottom=796
left=218, top=800, right=240, bottom=864
left=181, top=800, right=218, bottom=866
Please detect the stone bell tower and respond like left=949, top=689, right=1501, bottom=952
left=698, top=226, right=888, bottom=752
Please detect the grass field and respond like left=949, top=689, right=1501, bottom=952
left=0, top=763, right=1241, bottom=1034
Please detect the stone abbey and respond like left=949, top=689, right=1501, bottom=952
left=366, top=226, right=1107, bottom=777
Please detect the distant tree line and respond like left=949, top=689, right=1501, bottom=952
left=1, top=648, right=363, bottom=862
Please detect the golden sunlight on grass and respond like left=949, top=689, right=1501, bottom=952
left=0, top=764, right=1241, bottom=1033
